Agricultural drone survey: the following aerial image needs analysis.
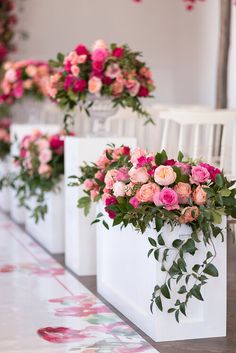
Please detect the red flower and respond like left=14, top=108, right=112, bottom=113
left=73, top=79, right=87, bottom=93
left=112, top=47, right=124, bottom=58
left=50, top=135, right=64, bottom=150
left=37, top=327, right=87, bottom=343
left=123, top=146, right=130, bottom=156
left=75, top=44, right=89, bottom=56
left=165, top=159, right=176, bottom=166
left=138, top=86, right=149, bottom=97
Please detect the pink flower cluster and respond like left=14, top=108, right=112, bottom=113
left=0, top=0, right=17, bottom=64
left=83, top=146, right=221, bottom=224
left=0, top=60, right=52, bottom=105
left=48, top=39, right=155, bottom=102
left=18, top=129, right=66, bottom=177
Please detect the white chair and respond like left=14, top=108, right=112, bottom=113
left=159, top=109, right=236, bottom=163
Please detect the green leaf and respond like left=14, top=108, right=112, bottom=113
left=155, top=150, right=168, bottom=165
left=178, top=285, right=187, bottom=294
left=148, top=237, right=157, bottom=247
left=192, top=264, right=201, bottom=273
left=215, top=174, right=224, bottom=187
left=182, top=239, right=196, bottom=255
left=155, top=296, right=163, bottom=311
left=147, top=249, right=154, bottom=258
left=203, top=263, right=219, bottom=277
left=175, top=309, right=180, bottom=323
left=219, top=189, right=231, bottom=197
left=180, top=303, right=187, bottom=316
left=161, top=284, right=171, bottom=299
left=157, top=234, right=165, bottom=246
left=168, top=308, right=176, bottom=313
left=191, top=285, right=204, bottom=301
left=172, top=239, right=183, bottom=249
left=177, top=151, right=184, bottom=162
left=102, top=220, right=109, bottom=230
left=155, top=217, right=163, bottom=232
left=154, top=249, right=160, bottom=261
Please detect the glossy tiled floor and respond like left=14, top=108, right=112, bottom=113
left=0, top=211, right=159, bottom=353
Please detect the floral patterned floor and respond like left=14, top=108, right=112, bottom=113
left=0, top=211, right=159, bottom=353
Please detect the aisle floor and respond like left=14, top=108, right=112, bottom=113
left=0, top=211, right=158, bottom=353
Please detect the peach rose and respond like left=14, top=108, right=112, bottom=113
left=173, top=182, right=192, bottom=204
left=113, top=181, right=126, bottom=197
left=38, top=164, right=52, bottom=176
left=23, top=79, right=33, bottom=89
left=154, top=166, right=177, bottom=186
left=93, top=39, right=108, bottom=51
left=129, top=166, right=149, bottom=184
left=26, top=65, right=37, bottom=77
left=90, top=190, right=99, bottom=201
left=111, top=80, right=124, bottom=96
left=136, top=183, right=160, bottom=203
left=88, top=76, right=102, bottom=94
left=192, top=185, right=207, bottom=205
left=180, top=206, right=199, bottom=224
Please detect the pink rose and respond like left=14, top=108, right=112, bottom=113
left=125, top=182, right=135, bottom=196
left=190, top=166, right=210, bottom=184
left=129, top=196, right=140, bottom=209
left=112, top=47, right=124, bottom=58
left=90, top=190, right=99, bottom=201
left=125, top=79, right=140, bottom=97
left=111, top=80, right=124, bottom=96
left=5, top=68, right=17, bottom=82
left=192, top=185, right=207, bottom=205
left=39, top=149, right=52, bottom=164
left=88, top=76, right=102, bottom=94
left=199, top=163, right=221, bottom=182
left=105, top=63, right=121, bottom=79
left=25, top=65, right=37, bottom=77
left=154, top=166, right=177, bottom=186
left=138, top=86, right=149, bottom=97
left=84, top=179, right=94, bottom=191
left=129, top=166, right=149, bottom=184
left=173, top=182, right=192, bottom=204
left=92, top=40, right=108, bottom=51
left=71, top=65, right=80, bottom=77
left=36, top=138, right=50, bottom=150
left=75, top=44, right=89, bottom=56
left=92, top=48, right=108, bottom=63
left=94, top=171, right=105, bottom=181
left=77, top=55, right=87, bottom=64
left=175, top=162, right=191, bottom=175
left=96, top=154, right=109, bottom=169
left=180, top=206, right=199, bottom=224
left=113, top=181, right=126, bottom=197
left=104, top=170, right=117, bottom=189
left=38, top=164, right=52, bottom=176
left=116, top=167, right=129, bottom=181
left=105, top=195, right=118, bottom=219
left=154, top=187, right=179, bottom=210
left=73, top=79, right=87, bottom=93
left=130, top=148, right=147, bottom=167
left=31, top=129, right=43, bottom=140
left=13, top=83, right=24, bottom=98
left=92, top=61, right=104, bottom=73
left=136, top=183, right=160, bottom=203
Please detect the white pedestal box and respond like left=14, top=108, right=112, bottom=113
left=0, top=158, right=11, bottom=212
left=97, top=208, right=227, bottom=342
left=10, top=124, right=61, bottom=224
left=65, top=136, right=136, bottom=276
left=25, top=179, right=64, bottom=254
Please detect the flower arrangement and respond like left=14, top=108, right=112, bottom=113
left=0, top=0, right=17, bottom=65
left=0, top=117, right=11, bottom=160
left=0, top=60, right=52, bottom=105
left=13, top=129, right=69, bottom=222
left=48, top=40, right=155, bottom=124
left=72, top=145, right=236, bottom=322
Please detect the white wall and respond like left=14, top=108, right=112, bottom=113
left=13, top=0, right=221, bottom=106
left=229, top=3, right=236, bottom=109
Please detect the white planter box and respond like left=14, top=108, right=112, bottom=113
left=25, top=179, right=64, bottom=254
left=10, top=124, right=61, bottom=225
left=65, top=136, right=136, bottom=276
left=97, top=207, right=227, bottom=342
left=0, top=158, right=11, bottom=212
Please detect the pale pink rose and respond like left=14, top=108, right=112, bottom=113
left=78, top=55, right=87, bottom=64
left=26, top=65, right=37, bottom=77
left=94, top=171, right=105, bottom=181
left=192, top=185, right=207, bottom=205
left=173, top=182, right=192, bottom=204
left=180, top=206, right=199, bottom=224
left=66, top=51, right=80, bottom=66
left=84, top=179, right=94, bottom=191
left=136, top=183, right=160, bottom=203
left=31, top=129, right=42, bottom=140
left=96, top=153, right=109, bottom=169
left=3, top=61, right=12, bottom=70
left=21, top=135, right=31, bottom=149
left=190, top=165, right=210, bottom=184
left=125, top=182, right=135, bottom=196
left=175, top=162, right=191, bottom=175
left=0, top=129, right=10, bottom=142
left=104, top=170, right=117, bottom=189
left=5, top=68, right=17, bottom=82
left=116, top=167, right=129, bottom=181
left=129, top=196, right=140, bottom=208
left=90, top=190, right=99, bottom=201
left=88, top=77, right=102, bottom=94
left=130, top=147, right=147, bottom=166
left=102, top=192, right=111, bottom=204
left=1, top=79, right=11, bottom=94
left=113, top=181, right=126, bottom=197
left=154, top=166, right=177, bottom=186
left=39, top=149, right=52, bottom=164
left=153, top=187, right=179, bottom=210
left=105, top=63, right=121, bottom=79
left=36, top=138, right=49, bottom=150
left=125, top=79, right=140, bottom=97
left=129, top=166, right=149, bottom=184
left=50, top=73, right=62, bottom=84
left=71, top=65, right=80, bottom=77
left=93, top=39, right=108, bottom=51
left=38, top=164, right=52, bottom=176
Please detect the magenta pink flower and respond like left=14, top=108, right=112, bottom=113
left=154, top=187, right=179, bottom=210
left=116, top=167, right=129, bottom=181
left=190, top=165, right=210, bottom=184
left=129, top=196, right=140, bottom=209
left=199, top=162, right=221, bottom=181
left=92, top=48, right=108, bottom=63
left=112, top=47, right=124, bottom=58
left=75, top=44, right=89, bottom=56
left=73, top=79, right=87, bottom=93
